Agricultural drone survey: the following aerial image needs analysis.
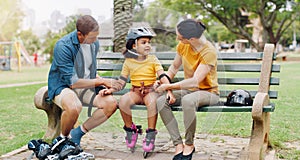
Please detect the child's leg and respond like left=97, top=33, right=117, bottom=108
left=143, top=92, right=159, bottom=129
left=119, top=91, right=143, bottom=127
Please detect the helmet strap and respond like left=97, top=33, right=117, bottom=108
left=135, top=39, right=138, bottom=51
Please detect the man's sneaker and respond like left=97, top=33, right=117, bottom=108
left=51, top=136, right=82, bottom=159
left=28, top=139, right=51, bottom=159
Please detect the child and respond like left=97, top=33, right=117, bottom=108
left=100, top=27, right=175, bottom=153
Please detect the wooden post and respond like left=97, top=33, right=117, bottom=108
left=248, top=43, right=275, bottom=159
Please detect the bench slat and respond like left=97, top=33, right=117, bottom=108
left=97, top=64, right=280, bottom=72
left=112, top=89, right=278, bottom=99
left=217, top=64, right=280, bottom=72
left=130, top=104, right=275, bottom=112
left=100, top=75, right=280, bottom=86
left=218, top=77, right=280, bottom=85
left=97, top=52, right=277, bottom=60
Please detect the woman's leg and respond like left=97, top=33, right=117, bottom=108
left=181, top=91, right=219, bottom=154
left=156, top=90, right=190, bottom=155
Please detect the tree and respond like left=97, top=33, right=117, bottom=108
left=113, top=0, right=133, bottom=52
left=157, top=0, right=300, bottom=51
left=42, top=15, right=78, bottom=62
left=17, top=29, right=41, bottom=55
left=132, top=2, right=182, bottom=51
left=0, top=0, right=24, bottom=41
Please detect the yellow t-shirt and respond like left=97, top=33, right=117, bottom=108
left=121, top=55, right=163, bottom=86
left=176, top=41, right=219, bottom=94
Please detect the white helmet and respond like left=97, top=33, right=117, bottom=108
left=126, top=27, right=154, bottom=40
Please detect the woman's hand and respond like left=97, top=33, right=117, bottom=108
left=166, top=91, right=176, bottom=104
left=155, top=84, right=171, bottom=93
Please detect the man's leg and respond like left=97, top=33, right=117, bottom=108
left=53, top=88, right=82, bottom=137
left=83, top=93, right=118, bottom=129
left=52, top=88, right=83, bottom=158
left=70, top=89, right=118, bottom=145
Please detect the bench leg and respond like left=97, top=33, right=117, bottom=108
left=43, top=104, right=62, bottom=140
left=248, top=112, right=270, bottom=160
left=34, top=86, right=62, bottom=140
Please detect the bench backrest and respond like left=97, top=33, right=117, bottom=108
left=96, top=44, right=279, bottom=101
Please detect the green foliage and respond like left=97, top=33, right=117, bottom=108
left=42, top=15, right=78, bottom=62
left=208, top=24, right=237, bottom=43
left=155, top=0, right=300, bottom=51
left=132, top=1, right=181, bottom=51
left=133, top=0, right=144, bottom=9
left=16, top=29, right=41, bottom=55
left=0, top=0, right=24, bottom=41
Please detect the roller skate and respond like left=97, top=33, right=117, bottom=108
left=67, top=152, right=95, bottom=160
left=142, top=129, right=157, bottom=159
left=123, top=123, right=142, bottom=153
left=51, top=136, right=82, bottom=160
left=27, top=139, right=51, bottom=160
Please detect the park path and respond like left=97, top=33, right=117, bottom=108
left=1, top=131, right=277, bottom=160
left=0, top=81, right=46, bottom=88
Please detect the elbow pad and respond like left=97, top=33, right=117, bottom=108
left=119, top=76, right=127, bottom=90
left=159, top=73, right=171, bottom=83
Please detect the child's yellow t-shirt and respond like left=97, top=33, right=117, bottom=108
left=121, top=55, right=163, bottom=86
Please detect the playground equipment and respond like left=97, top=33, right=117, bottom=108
left=0, top=41, right=33, bottom=71
left=0, top=41, right=13, bottom=71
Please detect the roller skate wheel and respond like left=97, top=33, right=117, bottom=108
left=130, top=147, right=135, bottom=153
left=143, top=152, right=150, bottom=159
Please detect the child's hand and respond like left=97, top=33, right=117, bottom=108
left=166, top=90, right=176, bottom=104
left=99, top=89, right=113, bottom=96
left=153, top=80, right=160, bottom=89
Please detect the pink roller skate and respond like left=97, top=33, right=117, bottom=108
left=142, top=128, right=157, bottom=158
left=124, top=123, right=142, bottom=153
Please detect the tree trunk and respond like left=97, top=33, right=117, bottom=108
left=113, top=0, right=133, bottom=52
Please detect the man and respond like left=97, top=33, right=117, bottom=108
left=155, top=19, right=220, bottom=160
left=47, top=15, right=119, bottom=158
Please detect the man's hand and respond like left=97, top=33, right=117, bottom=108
left=99, top=78, right=118, bottom=89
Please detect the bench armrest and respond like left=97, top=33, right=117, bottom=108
left=34, top=86, right=49, bottom=110
left=252, top=92, right=270, bottom=121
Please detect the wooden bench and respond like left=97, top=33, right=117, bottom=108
left=34, top=43, right=279, bottom=159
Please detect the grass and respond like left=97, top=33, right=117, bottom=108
left=0, top=62, right=300, bottom=158
left=0, top=65, right=49, bottom=85
left=0, top=83, right=47, bottom=155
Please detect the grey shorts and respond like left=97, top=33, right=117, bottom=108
left=53, top=86, right=106, bottom=108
